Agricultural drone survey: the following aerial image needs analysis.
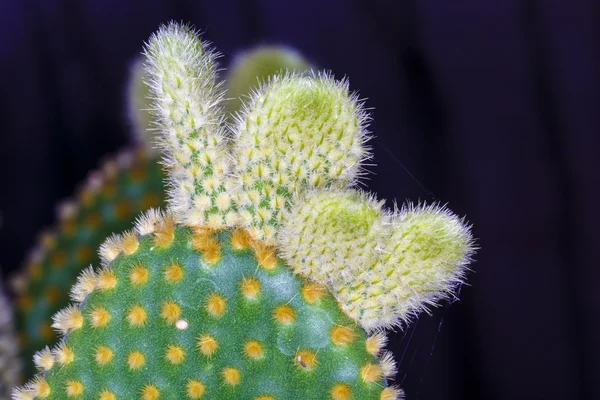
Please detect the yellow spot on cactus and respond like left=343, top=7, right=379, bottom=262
left=142, top=193, right=161, bottom=209
left=99, top=390, right=117, bottom=400
left=33, top=377, right=51, bottom=397
left=28, top=261, right=43, bottom=279
left=45, top=285, right=62, bottom=304
left=255, top=396, right=275, bottom=400
left=164, top=263, right=184, bottom=283
left=295, top=350, right=318, bottom=369
left=240, top=277, right=261, bottom=299
left=115, top=198, right=132, bottom=219
left=273, top=305, right=296, bottom=324
left=192, top=228, right=222, bottom=264
left=121, top=231, right=139, bottom=255
left=61, top=219, right=76, bottom=235
left=365, top=333, right=386, bottom=356
left=65, top=380, right=84, bottom=397
left=197, top=334, right=219, bottom=357
left=380, top=387, right=401, bottom=400
left=101, top=182, right=117, bottom=198
left=222, top=367, right=241, bottom=385
left=17, top=295, right=33, bottom=311
left=55, top=343, right=75, bottom=365
left=161, top=300, right=182, bottom=324
left=128, top=351, right=146, bottom=370
left=97, top=268, right=117, bottom=291
left=130, top=265, right=150, bottom=286
left=244, top=340, right=264, bottom=359
left=52, top=305, right=84, bottom=334
left=360, top=363, right=383, bottom=383
left=142, top=385, right=160, bottom=400
left=205, top=293, right=227, bottom=317
left=130, top=165, right=147, bottom=182
left=301, top=282, right=327, bottom=304
left=127, top=305, right=148, bottom=326
left=95, top=346, right=114, bottom=366
left=34, top=348, right=55, bottom=371
left=39, top=322, right=55, bottom=340
left=84, top=212, right=102, bottom=229
left=165, top=344, right=186, bottom=364
left=75, top=245, right=93, bottom=263
left=330, top=326, right=356, bottom=346
left=251, top=241, right=277, bottom=270
left=331, top=384, right=351, bottom=400
left=51, top=250, right=68, bottom=268
left=154, top=214, right=176, bottom=247
left=186, top=379, right=206, bottom=399
left=90, top=306, right=111, bottom=328
left=231, top=229, right=252, bottom=250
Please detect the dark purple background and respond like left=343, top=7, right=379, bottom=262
left=1, top=1, right=598, bottom=399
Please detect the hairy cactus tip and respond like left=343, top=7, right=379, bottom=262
left=14, top=21, right=475, bottom=400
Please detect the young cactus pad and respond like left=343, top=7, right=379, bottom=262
left=225, top=45, right=310, bottom=115
left=15, top=22, right=474, bottom=399
left=14, top=149, right=165, bottom=377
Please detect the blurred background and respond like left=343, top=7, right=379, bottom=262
left=0, top=1, right=597, bottom=399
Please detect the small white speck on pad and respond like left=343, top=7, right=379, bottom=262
left=176, top=320, right=188, bottom=330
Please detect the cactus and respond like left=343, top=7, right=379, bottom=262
left=12, top=42, right=313, bottom=382
left=12, top=149, right=165, bottom=378
left=225, top=46, right=310, bottom=116
left=13, top=22, right=474, bottom=399
left=1, top=280, right=22, bottom=399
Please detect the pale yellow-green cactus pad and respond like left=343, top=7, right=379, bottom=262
left=279, top=191, right=474, bottom=331
left=233, top=73, right=370, bottom=243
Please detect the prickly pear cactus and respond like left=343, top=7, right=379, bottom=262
left=14, top=23, right=474, bottom=399
left=13, top=149, right=165, bottom=377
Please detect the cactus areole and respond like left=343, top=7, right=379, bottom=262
left=14, top=22, right=474, bottom=400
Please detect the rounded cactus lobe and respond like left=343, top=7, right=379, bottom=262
left=15, top=150, right=165, bottom=377
left=41, top=226, right=389, bottom=399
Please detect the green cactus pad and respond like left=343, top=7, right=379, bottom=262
left=29, top=223, right=396, bottom=399
left=14, top=149, right=165, bottom=377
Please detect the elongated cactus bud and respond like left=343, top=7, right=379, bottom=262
left=225, top=46, right=310, bottom=115
left=232, top=73, right=370, bottom=242
left=143, top=23, right=235, bottom=228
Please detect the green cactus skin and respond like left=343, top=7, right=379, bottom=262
left=14, top=149, right=166, bottom=378
left=16, top=222, right=398, bottom=399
